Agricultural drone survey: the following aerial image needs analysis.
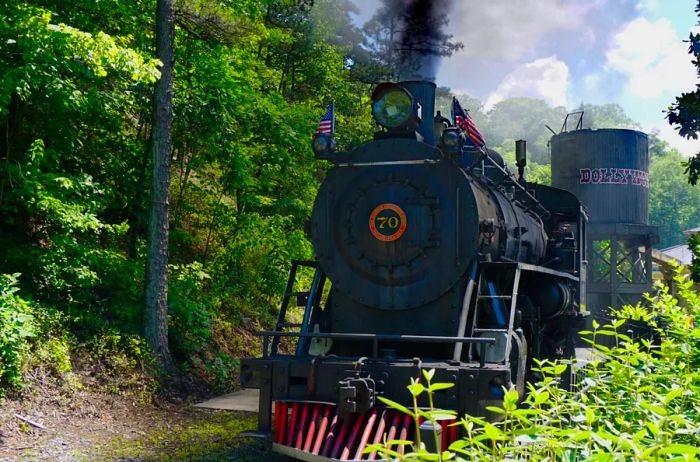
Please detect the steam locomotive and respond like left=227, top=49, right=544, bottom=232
left=240, top=81, right=587, bottom=460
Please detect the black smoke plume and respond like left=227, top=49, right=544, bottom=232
left=398, top=0, right=462, bottom=79
left=363, top=0, right=462, bottom=81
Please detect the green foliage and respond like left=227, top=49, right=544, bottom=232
left=79, top=331, right=156, bottom=397
left=0, top=274, right=35, bottom=392
left=579, top=103, right=639, bottom=131
left=169, top=262, right=213, bottom=358
left=0, top=3, right=159, bottom=115
left=435, top=91, right=638, bottom=170
left=667, top=1, right=700, bottom=185
left=372, top=271, right=700, bottom=461
left=648, top=145, right=700, bottom=248
left=688, top=232, right=700, bottom=283
left=496, top=138, right=552, bottom=185
left=0, top=0, right=359, bottom=390
left=484, top=98, right=567, bottom=164
left=0, top=2, right=157, bottom=331
left=99, top=412, right=257, bottom=461
left=0, top=0, right=696, bottom=396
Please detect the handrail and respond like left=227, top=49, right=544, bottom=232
left=256, top=331, right=497, bottom=367
left=476, top=150, right=550, bottom=219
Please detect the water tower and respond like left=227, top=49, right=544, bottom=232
left=551, top=128, right=658, bottom=321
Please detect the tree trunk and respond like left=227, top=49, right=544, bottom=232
left=145, top=0, right=176, bottom=376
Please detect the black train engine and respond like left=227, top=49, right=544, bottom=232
left=241, top=81, right=587, bottom=460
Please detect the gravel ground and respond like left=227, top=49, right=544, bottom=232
left=0, top=390, right=289, bottom=461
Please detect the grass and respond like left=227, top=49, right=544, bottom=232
left=93, top=411, right=268, bottom=462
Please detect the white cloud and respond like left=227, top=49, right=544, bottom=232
left=653, top=122, right=700, bottom=157
left=484, top=57, right=570, bottom=110
left=450, top=1, right=597, bottom=61
left=605, top=18, right=696, bottom=98
left=636, top=0, right=659, bottom=13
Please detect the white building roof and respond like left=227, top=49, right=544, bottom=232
left=659, top=244, right=694, bottom=266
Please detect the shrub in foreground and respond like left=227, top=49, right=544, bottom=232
left=0, top=273, right=35, bottom=392
left=369, top=269, right=700, bottom=461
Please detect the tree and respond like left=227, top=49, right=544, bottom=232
left=144, top=0, right=176, bottom=375
left=667, top=0, right=700, bottom=185
left=648, top=145, right=700, bottom=248
left=0, top=3, right=159, bottom=327
left=484, top=98, right=567, bottom=164
left=579, top=103, right=638, bottom=130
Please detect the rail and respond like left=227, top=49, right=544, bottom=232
left=472, top=148, right=550, bottom=219
left=255, top=331, right=497, bottom=368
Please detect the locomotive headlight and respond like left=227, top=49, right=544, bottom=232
left=441, top=127, right=465, bottom=157
left=371, top=83, right=416, bottom=130
left=312, top=132, right=335, bottom=158
left=313, top=133, right=329, bottom=152
left=442, top=128, right=462, bottom=147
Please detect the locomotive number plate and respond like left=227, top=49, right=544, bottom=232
left=369, top=203, right=407, bottom=242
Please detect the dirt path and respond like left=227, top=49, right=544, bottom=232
left=0, top=390, right=286, bottom=461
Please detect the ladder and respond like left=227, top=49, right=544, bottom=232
left=468, top=263, right=522, bottom=365
left=270, top=260, right=326, bottom=356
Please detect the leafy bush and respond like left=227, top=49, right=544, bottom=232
left=79, top=331, right=156, bottom=398
left=370, top=269, right=700, bottom=461
left=688, top=232, right=700, bottom=283
left=0, top=274, right=35, bottom=392
left=169, top=262, right=214, bottom=360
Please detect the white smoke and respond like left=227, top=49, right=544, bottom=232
left=484, top=56, right=570, bottom=110
left=448, top=1, right=596, bottom=62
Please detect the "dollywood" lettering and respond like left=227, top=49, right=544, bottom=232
left=579, top=168, right=648, bottom=188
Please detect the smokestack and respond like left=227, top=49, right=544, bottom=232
left=401, top=81, right=436, bottom=145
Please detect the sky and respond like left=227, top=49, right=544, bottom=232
left=349, top=0, right=700, bottom=156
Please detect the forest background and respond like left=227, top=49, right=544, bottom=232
left=1, top=0, right=699, bottom=395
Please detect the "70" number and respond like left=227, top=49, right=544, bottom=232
left=377, top=216, right=399, bottom=229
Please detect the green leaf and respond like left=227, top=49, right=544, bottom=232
left=429, top=382, right=454, bottom=392
left=407, top=382, right=425, bottom=397
left=659, top=444, right=700, bottom=455
left=376, top=396, right=413, bottom=417
left=645, top=421, right=659, bottom=436
left=363, top=445, right=401, bottom=458
left=385, top=439, right=413, bottom=447
left=482, top=422, right=506, bottom=441
left=664, top=387, right=684, bottom=405
left=571, top=430, right=592, bottom=441
left=594, top=329, right=618, bottom=336
left=504, top=387, right=519, bottom=410
left=640, top=401, right=668, bottom=416
left=534, top=390, right=550, bottom=405
left=421, top=410, right=457, bottom=421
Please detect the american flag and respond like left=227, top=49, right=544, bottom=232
left=451, top=97, right=485, bottom=148
left=314, top=103, right=334, bottom=135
